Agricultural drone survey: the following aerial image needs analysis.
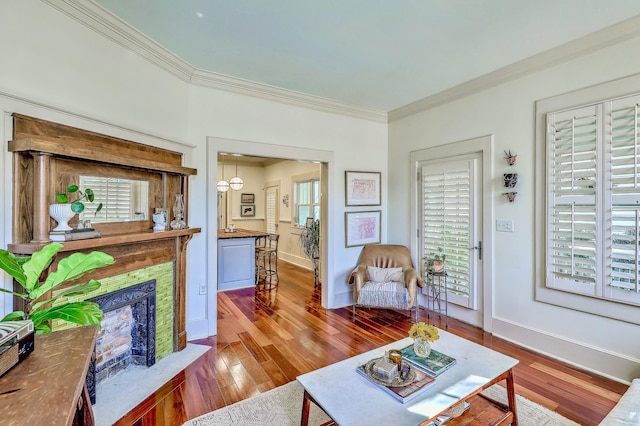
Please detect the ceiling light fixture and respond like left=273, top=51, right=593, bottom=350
left=229, top=155, right=244, bottom=190
left=217, top=154, right=229, bottom=192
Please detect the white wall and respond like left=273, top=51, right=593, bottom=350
left=0, top=1, right=387, bottom=343
left=389, top=36, right=640, bottom=382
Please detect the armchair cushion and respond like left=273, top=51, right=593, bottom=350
left=357, top=281, right=408, bottom=309
left=367, top=266, right=405, bottom=283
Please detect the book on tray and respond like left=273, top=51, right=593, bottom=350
left=400, top=344, right=456, bottom=377
left=356, top=357, right=436, bottom=403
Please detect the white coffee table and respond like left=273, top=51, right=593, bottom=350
left=297, top=329, right=519, bottom=426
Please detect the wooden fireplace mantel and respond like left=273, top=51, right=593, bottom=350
left=7, top=114, right=200, bottom=351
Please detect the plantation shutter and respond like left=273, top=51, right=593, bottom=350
left=421, top=159, right=475, bottom=308
left=608, top=95, right=640, bottom=303
left=80, top=177, right=133, bottom=222
left=546, top=105, right=600, bottom=295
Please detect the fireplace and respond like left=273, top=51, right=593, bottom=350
left=86, top=279, right=157, bottom=403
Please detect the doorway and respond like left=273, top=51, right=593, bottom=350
left=207, top=137, right=334, bottom=336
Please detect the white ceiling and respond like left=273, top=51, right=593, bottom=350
left=93, top=0, right=640, bottom=112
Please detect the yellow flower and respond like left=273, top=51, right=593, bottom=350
left=408, top=322, right=439, bottom=343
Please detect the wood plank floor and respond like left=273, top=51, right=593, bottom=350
left=115, top=260, right=629, bottom=426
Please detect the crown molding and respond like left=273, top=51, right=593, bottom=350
left=41, top=0, right=387, bottom=123
left=389, top=14, right=640, bottom=122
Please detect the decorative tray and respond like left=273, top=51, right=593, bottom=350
left=363, top=357, right=416, bottom=387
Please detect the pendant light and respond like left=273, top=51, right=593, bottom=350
left=229, top=155, right=244, bottom=190
left=217, top=154, right=229, bottom=192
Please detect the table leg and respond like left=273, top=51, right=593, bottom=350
left=506, top=369, right=518, bottom=426
left=301, top=389, right=312, bottom=426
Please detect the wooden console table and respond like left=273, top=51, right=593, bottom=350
left=0, top=326, right=98, bottom=426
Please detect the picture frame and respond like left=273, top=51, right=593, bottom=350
left=240, top=204, right=256, bottom=217
left=241, top=193, right=255, bottom=204
left=345, top=210, right=381, bottom=247
left=345, top=171, right=381, bottom=206
left=154, top=207, right=170, bottom=231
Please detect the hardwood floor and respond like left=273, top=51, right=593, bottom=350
left=115, top=260, right=629, bottom=426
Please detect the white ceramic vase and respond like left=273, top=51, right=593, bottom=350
left=49, top=203, right=75, bottom=232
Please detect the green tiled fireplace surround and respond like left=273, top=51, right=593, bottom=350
left=51, top=262, right=175, bottom=360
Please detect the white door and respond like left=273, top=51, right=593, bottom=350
left=419, top=153, right=483, bottom=327
left=265, top=185, right=278, bottom=234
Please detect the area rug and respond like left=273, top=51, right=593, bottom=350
left=184, top=380, right=580, bottom=426
left=93, top=342, right=210, bottom=426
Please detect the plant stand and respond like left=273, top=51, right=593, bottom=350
left=426, top=271, right=448, bottom=328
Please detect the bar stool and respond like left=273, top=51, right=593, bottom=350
left=256, top=234, right=279, bottom=289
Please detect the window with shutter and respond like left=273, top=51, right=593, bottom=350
left=79, top=177, right=139, bottom=222
left=293, top=177, right=320, bottom=227
left=545, top=94, right=640, bottom=306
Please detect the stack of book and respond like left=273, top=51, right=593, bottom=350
left=0, top=320, right=34, bottom=377
left=49, top=227, right=102, bottom=241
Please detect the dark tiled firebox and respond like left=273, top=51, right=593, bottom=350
left=86, top=279, right=156, bottom=403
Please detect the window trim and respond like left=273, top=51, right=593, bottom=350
left=535, top=73, right=640, bottom=325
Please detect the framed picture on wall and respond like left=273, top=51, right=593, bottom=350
left=345, top=210, right=381, bottom=247
left=241, top=193, right=255, bottom=203
left=241, top=204, right=255, bottom=217
left=345, top=171, right=381, bottom=206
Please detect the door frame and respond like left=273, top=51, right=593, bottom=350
left=207, top=137, right=333, bottom=337
left=410, top=135, right=494, bottom=332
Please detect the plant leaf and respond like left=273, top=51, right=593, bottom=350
left=31, top=251, right=114, bottom=300
left=67, top=184, right=79, bottom=193
left=56, top=194, right=69, bottom=203
left=22, top=243, right=63, bottom=292
left=0, top=249, right=28, bottom=286
left=70, top=201, right=85, bottom=214
left=31, top=279, right=101, bottom=312
left=30, top=302, right=103, bottom=331
left=1, top=311, right=25, bottom=321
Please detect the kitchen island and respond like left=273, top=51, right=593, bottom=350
left=217, top=228, right=267, bottom=291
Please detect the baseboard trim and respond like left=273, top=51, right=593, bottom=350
left=492, top=318, right=637, bottom=384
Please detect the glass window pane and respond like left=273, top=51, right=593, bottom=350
left=298, top=206, right=310, bottom=226
left=313, top=180, right=320, bottom=203
left=299, top=181, right=311, bottom=204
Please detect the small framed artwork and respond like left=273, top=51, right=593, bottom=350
left=241, top=193, right=255, bottom=204
left=241, top=204, right=255, bottom=217
left=345, top=210, right=381, bottom=247
left=154, top=207, right=170, bottom=231
left=345, top=171, right=381, bottom=206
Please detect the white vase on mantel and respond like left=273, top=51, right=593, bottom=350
left=49, top=203, right=76, bottom=232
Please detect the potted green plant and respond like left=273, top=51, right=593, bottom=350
left=424, top=247, right=446, bottom=274
left=50, top=184, right=103, bottom=231
left=0, top=243, right=114, bottom=334
left=299, top=218, right=320, bottom=285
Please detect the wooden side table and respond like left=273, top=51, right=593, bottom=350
left=0, top=325, right=98, bottom=425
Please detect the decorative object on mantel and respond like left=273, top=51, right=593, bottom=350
left=408, top=322, right=440, bottom=358
left=170, top=194, right=187, bottom=230
left=51, top=183, right=103, bottom=231
left=153, top=209, right=167, bottom=232
left=504, top=150, right=517, bottom=166
left=0, top=243, right=114, bottom=334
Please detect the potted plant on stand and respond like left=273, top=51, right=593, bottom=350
left=0, top=243, right=114, bottom=333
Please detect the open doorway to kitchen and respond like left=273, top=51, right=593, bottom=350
left=207, top=137, right=333, bottom=337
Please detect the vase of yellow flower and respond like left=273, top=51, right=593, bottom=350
left=408, top=322, right=439, bottom=358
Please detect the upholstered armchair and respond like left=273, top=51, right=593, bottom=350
left=347, top=244, right=424, bottom=320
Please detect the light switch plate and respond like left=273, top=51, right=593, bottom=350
left=199, top=282, right=207, bottom=295
left=496, top=219, right=514, bottom=232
